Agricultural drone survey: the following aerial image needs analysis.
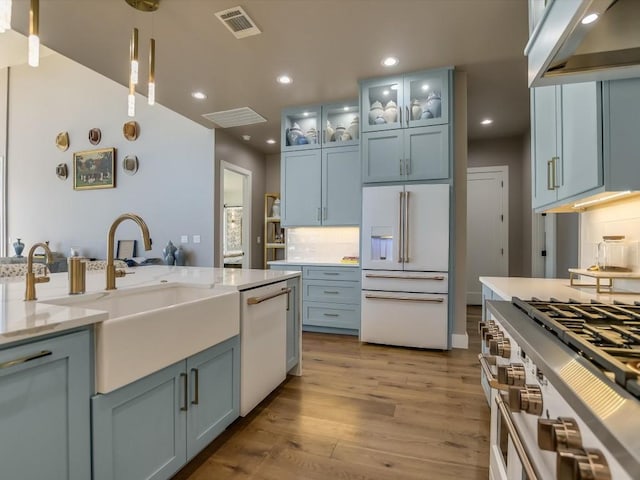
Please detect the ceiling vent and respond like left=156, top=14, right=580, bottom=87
left=202, top=107, right=267, bottom=128
left=214, top=6, right=261, bottom=39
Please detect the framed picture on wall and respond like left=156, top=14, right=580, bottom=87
left=73, top=147, right=116, bottom=190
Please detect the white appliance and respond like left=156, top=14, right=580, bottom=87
left=239, top=281, right=289, bottom=416
left=360, top=183, right=450, bottom=349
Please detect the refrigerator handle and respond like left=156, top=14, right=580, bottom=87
left=404, top=190, right=410, bottom=263
left=398, top=191, right=404, bottom=263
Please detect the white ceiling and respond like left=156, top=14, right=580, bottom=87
left=8, top=0, right=531, bottom=155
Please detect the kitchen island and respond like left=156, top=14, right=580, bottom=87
left=0, top=265, right=301, bottom=480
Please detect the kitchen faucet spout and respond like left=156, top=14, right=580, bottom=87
left=24, top=242, right=53, bottom=301
left=106, top=213, right=152, bottom=290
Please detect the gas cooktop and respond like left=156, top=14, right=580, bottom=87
left=513, top=297, right=640, bottom=398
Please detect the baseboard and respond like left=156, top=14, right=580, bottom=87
left=451, top=332, right=469, bottom=349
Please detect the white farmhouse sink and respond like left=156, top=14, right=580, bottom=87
left=42, top=283, right=240, bottom=393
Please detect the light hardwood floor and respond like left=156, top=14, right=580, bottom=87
left=174, top=307, right=489, bottom=480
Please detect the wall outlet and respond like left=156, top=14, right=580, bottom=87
left=192, top=235, right=201, bottom=244
left=257, top=236, right=261, bottom=244
left=180, top=235, right=188, bottom=244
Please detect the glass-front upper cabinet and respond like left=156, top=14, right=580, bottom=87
left=321, top=99, right=360, bottom=148
left=360, top=75, right=403, bottom=133
left=281, top=105, right=322, bottom=151
left=360, top=68, right=451, bottom=133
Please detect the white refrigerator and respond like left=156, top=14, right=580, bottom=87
left=360, top=183, right=450, bottom=349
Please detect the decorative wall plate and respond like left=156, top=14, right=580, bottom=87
left=88, top=128, right=102, bottom=145
left=55, top=132, right=69, bottom=151
left=56, top=163, right=68, bottom=180
left=122, top=155, right=139, bottom=175
left=123, top=121, right=139, bottom=141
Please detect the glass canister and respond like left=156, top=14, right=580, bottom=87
left=597, top=235, right=630, bottom=272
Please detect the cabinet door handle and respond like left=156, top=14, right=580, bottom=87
left=323, top=290, right=340, bottom=294
left=398, top=191, right=404, bottom=263
left=405, top=105, right=410, bottom=127
left=316, top=207, right=321, bottom=222
left=323, top=272, right=340, bottom=276
left=191, top=368, right=199, bottom=405
left=323, top=313, right=339, bottom=317
left=404, top=190, right=410, bottom=263
left=399, top=103, right=402, bottom=126
left=399, top=158, right=403, bottom=176
left=552, top=156, right=560, bottom=189
left=405, top=158, right=411, bottom=176
left=247, top=287, right=292, bottom=305
left=180, top=373, right=188, bottom=411
left=365, top=273, right=445, bottom=280
left=322, top=129, right=326, bottom=144
left=0, top=350, right=52, bottom=370
left=323, top=207, right=327, bottom=221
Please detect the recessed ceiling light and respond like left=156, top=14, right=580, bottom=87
left=277, top=75, right=292, bottom=84
left=422, top=84, right=430, bottom=91
left=383, top=90, right=390, bottom=96
left=303, top=111, right=309, bottom=116
left=581, top=13, right=599, bottom=24
left=266, top=139, right=277, bottom=144
left=242, top=134, right=251, bottom=141
left=382, top=56, right=399, bottom=67
left=343, top=106, right=349, bottom=111
left=192, top=91, right=207, bottom=100
left=481, top=118, right=493, bottom=125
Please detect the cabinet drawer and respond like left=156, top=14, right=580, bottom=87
left=303, top=302, right=360, bottom=330
left=303, top=266, right=360, bottom=281
left=361, top=271, right=448, bottom=293
left=303, top=279, right=360, bottom=303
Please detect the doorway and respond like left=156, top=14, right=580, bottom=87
left=220, top=161, right=252, bottom=269
left=466, top=166, right=509, bottom=304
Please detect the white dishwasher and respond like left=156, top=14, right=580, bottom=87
left=239, top=281, right=289, bottom=416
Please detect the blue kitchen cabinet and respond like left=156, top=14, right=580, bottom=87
left=531, top=82, right=603, bottom=210
left=362, top=125, right=449, bottom=183
left=360, top=68, right=451, bottom=133
left=282, top=146, right=360, bottom=227
left=281, top=149, right=322, bottom=227
left=323, top=145, right=361, bottom=225
left=281, top=104, right=322, bottom=151
left=285, top=276, right=300, bottom=372
left=92, top=336, right=240, bottom=480
left=0, top=330, right=92, bottom=480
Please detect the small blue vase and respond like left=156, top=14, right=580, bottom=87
left=13, top=238, right=24, bottom=257
left=163, top=241, right=177, bottom=266
left=175, top=246, right=186, bottom=266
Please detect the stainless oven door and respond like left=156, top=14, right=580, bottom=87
left=491, top=393, right=540, bottom=480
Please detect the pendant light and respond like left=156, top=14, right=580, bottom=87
left=148, top=38, right=155, bottom=105
left=129, top=27, right=139, bottom=85
left=0, top=0, right=12, bottom=33
left=28, top=0, right=39, bottom=67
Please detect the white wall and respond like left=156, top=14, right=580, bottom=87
left=7, top=54, right=215, bottom=265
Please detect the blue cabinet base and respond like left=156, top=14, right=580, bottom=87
left=302, top=325, right=359, bottom=336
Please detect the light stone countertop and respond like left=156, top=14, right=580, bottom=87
left=268, top=260, right=360, bottom=268
left=0, top=266, right=301, bottom=346
left=479, top=276, right=640, bottom=303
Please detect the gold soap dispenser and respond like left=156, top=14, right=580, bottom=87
left=68, top=256, right=86, bottom=294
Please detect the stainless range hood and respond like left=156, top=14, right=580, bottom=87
left=526, top=0, right=640, bottom=87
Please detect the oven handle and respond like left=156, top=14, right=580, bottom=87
left=247, top=287, right=291, bottom=305
left=495, top=394, right=540, bottom=480
left=477, top=354, right=509, bottom=392
left=364, top=294, right=444, bottom=303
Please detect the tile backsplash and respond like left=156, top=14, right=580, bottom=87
left=286, top=227, right=360, bottom=263
left=580, top=197, right=640, bottom=272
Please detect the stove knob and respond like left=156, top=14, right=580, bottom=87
left=489, top=337, right=511, bottom=358
left=497, top=363, right=526, bottom=386
left=484, top=327, right=503, bottom=347
left=508, top=384, right=543, bottom=415
left=538, top=417, right=582, bottom=451
left=557, top=448, right=611, bottom=480
left=478, top=320, right=494, bottom=335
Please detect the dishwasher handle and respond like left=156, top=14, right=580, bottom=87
left=247, top=287, right=291, bottom=305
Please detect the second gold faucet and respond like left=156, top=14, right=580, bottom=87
left=106, top=213, right=152, bottom=290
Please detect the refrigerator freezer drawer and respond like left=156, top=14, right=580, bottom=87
left=360, top=291, right=448, bottom=349
left=361, top=270, right=448, bottom=293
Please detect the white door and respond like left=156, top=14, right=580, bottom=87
left=466, top=167, right=508, bottom=304
left=361, top=185, right=403, bottom=271
left=403, top=183, right=450, bottom=272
